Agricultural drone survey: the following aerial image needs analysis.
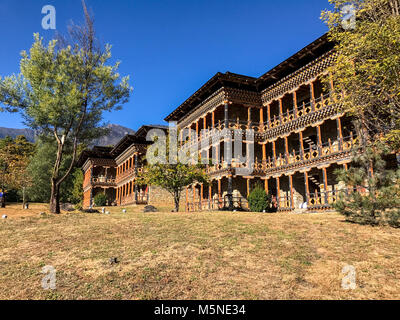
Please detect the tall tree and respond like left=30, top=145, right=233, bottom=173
left=321, top=0, right=400, bottom=150
left=0, top=2, right=132, bottom=213
left=26, top=137, right=82, bottom=204
left=0, top=136, right=35, bottom=207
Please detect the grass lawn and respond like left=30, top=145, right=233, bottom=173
left=0, top=203, right=399, bottom=300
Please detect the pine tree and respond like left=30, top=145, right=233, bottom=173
left=334, top=142, right=400, bottom=227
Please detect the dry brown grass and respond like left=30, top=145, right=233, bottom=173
left=0, top=203, right=399, bottom=300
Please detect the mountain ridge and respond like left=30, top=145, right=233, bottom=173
left=0, top=124, right=135, bottom=147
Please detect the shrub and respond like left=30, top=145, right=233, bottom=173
left=248, top=186, right=273, bottom=213
left=334, top=142, right=400, bottom=228
left=93, top=193, right=107, bottom=207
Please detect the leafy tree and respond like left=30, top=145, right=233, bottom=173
left=140, top=163, right=208, bottom=212
left=248, top=186, right=274, bottom=213
left=93, top=193, right=107, bottom=207
left=70, top=169, right=84, bottom=205
left=0, top=135, right=35, bottom=207
left=334, top=142, right=400, bottom=227
left=321, top=0, right=400, bottom=150
left=138, top=129, right=208, bottom=212
left=26, top=137, right=79, bottom=204
left=0, top=2, right=132, bottom=213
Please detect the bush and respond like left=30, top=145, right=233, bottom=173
left=334, top=142, right=400, bottom=228
left=93, top=193, right=107, bottom=207
left=248, top=186, right=274, bottom=213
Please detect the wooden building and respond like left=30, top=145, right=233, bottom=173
left=79, top=125, right=168, bottom=208
left=81, top=34, right=365, bottom=212
left=165, top=34, right=356, bottom=212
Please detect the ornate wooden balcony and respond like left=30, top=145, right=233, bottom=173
left=115, top=166, right=144, bottom=184
left=258, top=93, right=341, bottom=142
left=181, top=94, right=340, bottom=150
left=90, top=176, right=117, bottom=187
left=263, top=134, right=356, bottom=176
left=205, top=134, right=356, bottom=178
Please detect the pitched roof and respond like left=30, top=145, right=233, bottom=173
left=164, top=33, right=334, bottom=123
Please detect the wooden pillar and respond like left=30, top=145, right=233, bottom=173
left=299, top=131, right=305, bottom=159
left=247, top=178, right=250, bottom=198
left=317, top=125, right=322, bottom=155
left=284, top=137, right=289, bottom=164
left=336, top=117, right=343, bottom=150
left=293, top=91, right=298, bottom=118
left=262, top=144, right=267, bottom=163
left=212, top=110, right=215, bottom=128
left=322, top=167, right=328, bottom=204
left=193, top=185, right=196, bottom=208
left=310, top=81, right=315, bottom=111
left=289, top=174, right=294, bottom=209
left=276, top=177, right=280, bottom=210
left=264, top=178, right=269, bottom=194
left=260, top=107, right=264, bottom=131
left=267, top=104, right=271, bottom=128
left=224, top=101, right=229, bottom=127
left=272, top=141, right=277, bottom=166
left=279, top=98, right=283, bottom=122
left=116, top=187, right=119, bottom=204
left=196, top=121, right=199, bottom=139
left=247, top=107, right=252, bottom=126
left=218, top=179, right=222, bottom=203
left=304, top=172, right=310, bottom=206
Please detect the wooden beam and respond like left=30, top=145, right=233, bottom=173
left=304, top=172, right=310, bottom=206
left=289, top=174, right=294, bottom=209
left=322, top=167, right=328, bottom=204
left=272, top=141, right=277, bottom=166
left=276, top=177, right=280, bottom=209
left=262, top=144, right=267, bottom=163
left=336, top=117, right=343, bottom=150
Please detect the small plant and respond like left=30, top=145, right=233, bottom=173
left=93, top=193, right=107, bottom=207
left=248, top=186, right=274, bottom=213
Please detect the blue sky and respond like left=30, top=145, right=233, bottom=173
left=0, top=0, right=330, bottom=130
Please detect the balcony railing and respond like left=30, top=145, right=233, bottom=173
left=181, top=93, right=336, bottom=151
left=186, top=196, right=249, bottom=212
left=264, top=134, right=357, bottom=173
left=261, top=93, right=333, bottom=131
left=116, top=166, right=144, bottom=184
left=91, top=176, right=116, bottom=186
left=205, top=134, right=357, bottom=177
left=119, top=192, right=148, bottom=206
left=308, top=190, right=340, bottom=209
